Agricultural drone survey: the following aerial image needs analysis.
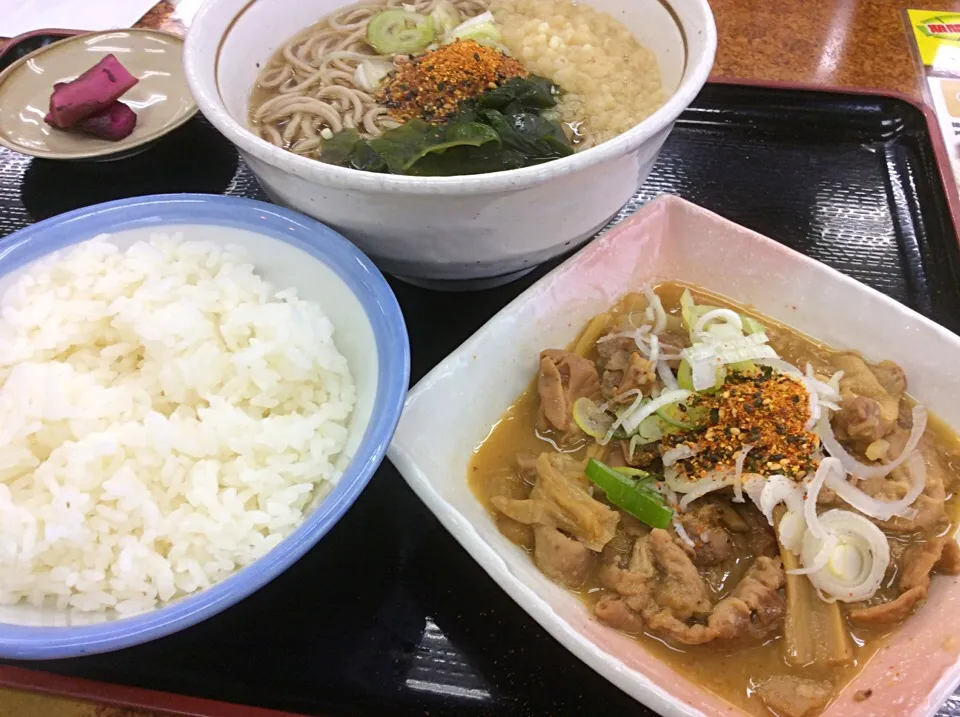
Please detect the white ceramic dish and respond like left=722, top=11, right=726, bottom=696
left=388, top=195, right=960, bottom=716
left=183, top=0, right=715, bottom=288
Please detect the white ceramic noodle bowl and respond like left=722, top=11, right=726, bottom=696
left=183, top=0, right=716, bottom=288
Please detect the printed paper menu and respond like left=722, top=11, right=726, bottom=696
left=907, top=10, right=960, bottom=188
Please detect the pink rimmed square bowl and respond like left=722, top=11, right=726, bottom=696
left=387, top=194, right=960, bottom=716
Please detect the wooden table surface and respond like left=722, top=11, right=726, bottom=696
left=709, top=0, right=960, bottom=96
left=134, top=0, right=960, bottom=97
left=0, top=0, right=954, bottom=715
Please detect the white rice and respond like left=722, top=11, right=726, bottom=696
left=0, top=233, right=356, bottom=614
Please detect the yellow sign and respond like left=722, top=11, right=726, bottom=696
left=908, top=9, right=960, bottom=66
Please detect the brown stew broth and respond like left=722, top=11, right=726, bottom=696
left=468, top=282, right=960, bottom=716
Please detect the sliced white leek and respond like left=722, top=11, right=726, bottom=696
left=641, top=285, right=667, bottom=335
left=817, top=404, right=927, bottom=481
left=825, top=449, right=927, bottom=521
left=800, top=509, right=890, bottom=603
left=778, top=509, right=806, bottom=554
left=619, top=389, right=691, bottom=436
left=732, top=444, right=752, bottom=503
left=662, top=444, right=699, bottom=467
left=429, top=0, right=461, bottom=34
left=693, top=308, right=743, bottom=337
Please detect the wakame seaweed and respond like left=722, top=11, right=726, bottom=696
left=475, top=75, right=556, bottom=111
left=318, top=76, right=574, bottom=176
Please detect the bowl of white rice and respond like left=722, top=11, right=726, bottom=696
left=0, top=194, right=409, bottom=658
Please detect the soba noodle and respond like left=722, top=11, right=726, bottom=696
left=250, top=0, right=490, bottom=156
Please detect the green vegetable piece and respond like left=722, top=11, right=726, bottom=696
left=585, top=459, right=673, bottom=530
left=318, top=129, right=387, bottom=172
left=349, top=141, right=389, bottom=172
left=368, top=119, right=500, bottom=172
left=403, top=144, right=530, bottom=175
left=477, top=76, right=557, bottom=110
left=318, top=128, right=364, bottom=165
left=367, top=9, right=435, bottom=54
left=480, top=107, right=573, bottom=160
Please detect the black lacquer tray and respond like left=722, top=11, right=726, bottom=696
left=0, top=57, right=958, bottom=717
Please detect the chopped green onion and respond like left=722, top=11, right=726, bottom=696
left=680, top=290, right=729, bottom=342
left=742, top=316, right=766, bottom=335
left=680, top=288, right=766, bottom=341
left=613, top=466, right=652, bottom=479
left=679, top=288, right=696, bottom=335
left=655, top=400, right=708, bottom=430
left=726, top=318, right=765, bottom=376
left=444, top=11, right=502, bottom=48
left=633, top=414, right=664, bottom=443
left=627, top=434, right=644, bottom=462
left=677, top=359, right=725, bottom=393
left=619, top=389, right=692, bottom=436
left=453, top=21, right=501, bottom=46
left=429, top=0, right=462, bottom=34
left=354, top=59, right=394, bottom=92
left=585, top=459, right=673, bottom=529
left=728, top=359, right=762, bottom=377
left=367, top=10, right=436, bottom=54
left=572, top=397, right=615, bottom=440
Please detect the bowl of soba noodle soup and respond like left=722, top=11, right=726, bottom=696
left=183, top=0, right=715, bottom=288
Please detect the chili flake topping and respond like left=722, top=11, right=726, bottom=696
left=664, top=368, right=819, bottom=480
left=376, top=39, right=527, bottom=123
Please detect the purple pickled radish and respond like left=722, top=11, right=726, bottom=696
left=45, top=55, right=138, bottom=129
left=43, top=83, right=67, bottom=126
left=75, top=102, right=138, bottom=141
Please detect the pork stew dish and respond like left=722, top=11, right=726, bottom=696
left=469, top=282, right=960, bottom=717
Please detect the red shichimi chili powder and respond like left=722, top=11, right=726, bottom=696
left=662, top=368, right=820, bottom=480
left=376, top=39, right=527, bottom=123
